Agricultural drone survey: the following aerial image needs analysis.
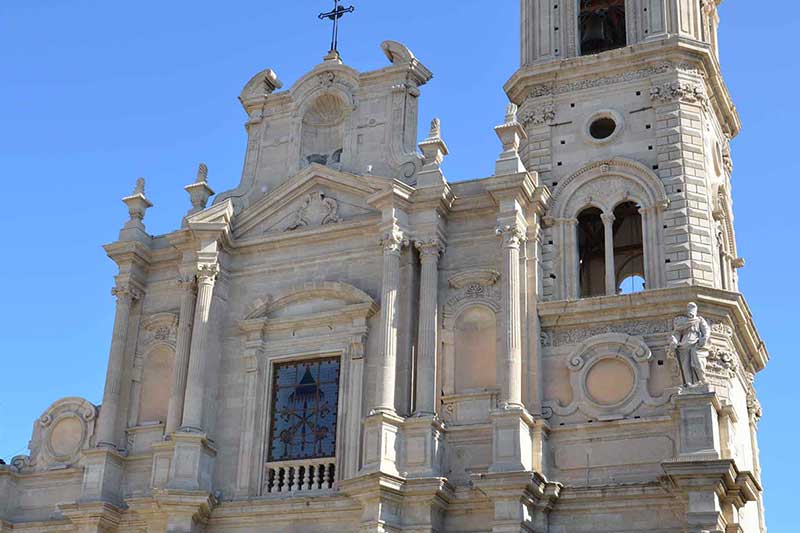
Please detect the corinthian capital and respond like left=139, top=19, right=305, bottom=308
left=111, top=283, right=142, bottom=302
left=380, top=228, right=409, bottom=254
left=197, top=263, right=220, bottom=282
left=415, top=238, right=445, bottom=258
left=495, top=224, right=526, bottom=248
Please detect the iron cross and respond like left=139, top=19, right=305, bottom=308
left=318, top=0, right=355, bottom=53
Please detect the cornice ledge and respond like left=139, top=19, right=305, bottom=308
left=448, top=269, right=500, bottom=289
left=366, top=179, right=416, bottom=210
left=484, top=172, right=536, bottom=206
left=103, top=239, right=152, bottom=267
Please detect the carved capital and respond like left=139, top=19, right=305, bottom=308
left=519, top=103, right=556, bottom=127
left=111, top=283, right=142, bottom=303
left=415, top=238, right=445, bottom=259
left=196, top=263, right=220, bottom=283
left=177, top=274, right=198, bottom=293
left=495, top=224, right=526, bottom=248
left=650, top=81, right=709, bottom=109
left=380, top=228, right=409, bottom=254
left=600, top=213, right=615, bottom=226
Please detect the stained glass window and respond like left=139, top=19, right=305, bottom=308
left=268, top=357, right=340, bottom=462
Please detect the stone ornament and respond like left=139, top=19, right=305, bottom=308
left=14, top=397, right=98, bottom=472
left=122, top=177, right=153, bottom=223
left=545, top=333, right=669, bottom=420
left=667, top=302, right=711, bottom=389
left=519, top=103, right=556, bottom=127
left=650, top=81, right=709, bottom=109
left=286, top=192, right=340, bottom=231
left=380, top=228, right=409, bottom=254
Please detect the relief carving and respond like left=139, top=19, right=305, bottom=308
left=541, top=319, right=672, bottom=347
left=286, top=192, right=340, bottom=231
left=650, top=81, right=709, bottom=109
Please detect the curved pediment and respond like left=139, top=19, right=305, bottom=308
left=244, top=281, right=378, bottom=321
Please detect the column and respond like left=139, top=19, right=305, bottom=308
left=374, top=229, right=407, bottom=414
left=165, top=275, right=197, bottom=435
left=496, top=224, right=525, bottom=408
left=557, top=218, right=579, bottom=299
left=180, top=264, right=218, bottom=432
left=601, top=213, right=616, bottom=296
left=96, top=283, right=140, bottom=449
left=414, top=239, right=443, bottom=416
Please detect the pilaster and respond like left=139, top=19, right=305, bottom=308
left=414, top=239, right=444, bottom=416
left=471, top=471, right=561, bottom=533
left=402, top=416, right=445, bottom=479
left=77, top=448, right=126, bottom=509
left=165, top=270, right=198, bottom=436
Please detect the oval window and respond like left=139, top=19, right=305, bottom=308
left=589, top=117, right=617, bottom=140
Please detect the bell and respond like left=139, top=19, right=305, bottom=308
left=581, top=9, right=612, bottom=54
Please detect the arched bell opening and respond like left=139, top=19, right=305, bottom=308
left=580, top=0, right=627, bottom=56
left=578, top=206, right=606, bottom=298
left=612, top=201, right=645, bottom=294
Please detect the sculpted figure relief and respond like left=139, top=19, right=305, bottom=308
left=668, top=302, right=711, bottom=388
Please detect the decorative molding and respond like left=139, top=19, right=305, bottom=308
left=526, top=62, right=702, bottom=99
left=546, top=334, right=668, bottom=420
left=20, top=397, right=98, bottom=472
left=519, top=103, right=556, bottom=127
left=650, top=81, right=709, bottom=109
left=541, top=320, right=672, bottom=347
left=448, top=269, right=500, bottom=289
left=380, top=228, right=409, bottom=254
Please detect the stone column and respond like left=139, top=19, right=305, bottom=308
left=495, top=224, right=525, bottom=408
left=96, top=283, right=140, bottom=449
left=374, top=229, right=407, bottom=414
left=601, top=213, right=616, bottom=296
left=180, top=264, right=218, bottom=432
left=414, top=239, right=443, bottom=416
left=165, top=274, right=197, bottom=435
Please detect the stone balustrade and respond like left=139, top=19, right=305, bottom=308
left=264, top=458, right=336, bottom=494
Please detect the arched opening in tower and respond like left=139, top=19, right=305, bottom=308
left=580, top=0, right=627, bottom=56
left=578, top=206, right=606, bottom=298
left=613, top=201, right=645, bottom=294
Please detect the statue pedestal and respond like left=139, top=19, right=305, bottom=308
left=672, top=387, right=721, bottom=462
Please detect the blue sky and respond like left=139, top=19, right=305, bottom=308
left=0, top=1, right=796, bottom=527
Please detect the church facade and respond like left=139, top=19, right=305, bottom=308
left=0, top=1, right=769, bottom=532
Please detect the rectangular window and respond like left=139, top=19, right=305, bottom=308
left=268, top=357, right=340, bottom=462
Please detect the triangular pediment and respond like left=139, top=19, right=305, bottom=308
left=232, top=165, right=384, bottom=239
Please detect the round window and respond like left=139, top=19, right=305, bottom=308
left=589, top=117, right=617, bottom=140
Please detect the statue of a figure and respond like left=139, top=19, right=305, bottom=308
left=668, top=302, right=711, bottom=388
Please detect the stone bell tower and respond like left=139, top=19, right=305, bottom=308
left=509, top=0, right=740, bottom=300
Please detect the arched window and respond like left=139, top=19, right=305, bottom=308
left=578, top=207, right=606, bottom=298
left=138, top=346, right=175, bottom=425
left=453, top=306, right=497, bottom=393
left=612, top=201, right=645, bottom=294
left=580, top=0, right=627, bottom=56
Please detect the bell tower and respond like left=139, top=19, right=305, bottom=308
left=510, top=0, right=740, bottom=300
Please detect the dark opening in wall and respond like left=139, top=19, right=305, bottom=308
left=580, top=0, right=627, bottom=56
left=589, top=117, right=617, bottom=140
left=613, top=201, right=645, bottom=295
left=578, top=207, right=606, bottom=298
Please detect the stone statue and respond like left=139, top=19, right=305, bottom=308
left=668, top=302, right=710, bottom=388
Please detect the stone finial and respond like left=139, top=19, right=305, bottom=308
left=122, top=177, right=153, bottom=224
left=429, top=118, right=441, bottom=139
left=494, top=103, right=528, bottom=176
left=504, top=103, right=519, bottom=124
left=119, top=176, right=153, bottom=241
left=184, top=162, right=216, bottom=221
left=418, top=117, right=448, bottom=170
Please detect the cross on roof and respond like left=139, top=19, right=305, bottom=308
left=318, top=0, right=355, bottom=54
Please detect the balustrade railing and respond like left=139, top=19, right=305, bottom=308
left=264, top=457, right=336, bottom=494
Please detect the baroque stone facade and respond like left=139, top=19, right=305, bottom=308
left=0, top=2, right=768, bottom=532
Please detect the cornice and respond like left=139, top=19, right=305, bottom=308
left=103, top=239, right=152, bottom=268
left=504, top=36, right=740, bottom=138
left=538, top=286, right=768, bottom=372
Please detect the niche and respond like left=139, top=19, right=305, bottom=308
left=453, top=306, right=497, bottom=392
left=138, top=346, right=174, bottom=425
left=300, top=92, right=349, bottom=168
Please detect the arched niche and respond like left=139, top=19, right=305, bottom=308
left=453, top=305, right=498, bottom=393
left=441, top=270, right=502, bottom=424
left=138, top=344, right=175, bottom=425
left=300, top=92, right=350, bottom=169
left=549, top=158, right=668, bottom=299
